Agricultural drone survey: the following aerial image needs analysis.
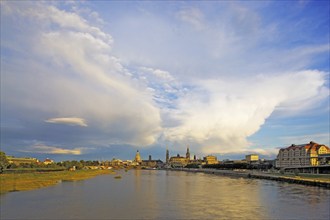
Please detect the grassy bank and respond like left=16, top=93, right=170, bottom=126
left=173, top=168, right=330, bottom=188
left=0, top=169, right=115, bottom=194
left=262, top=172, right=330, bottom=183
left=3, top=168, right=66, bottom=173
left=249, top=172, right=330, bottom=188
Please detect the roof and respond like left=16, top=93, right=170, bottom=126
left=280, top=141, right=329, bottom=152
left=142, top=160, right=163, bottom=163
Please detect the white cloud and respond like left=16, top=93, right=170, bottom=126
left=140, top=67, right=174, bottom=81
left=1, top=1, right=328, bottom=158
left=45, top=117, right=88, bottom=127
left=164, top=70, right=328, bottom=154
left=280, top=133, right=330, bottom=147
left=34, top=4, right=112, bottom=44
left=220, top=148, right=279, bottom=157
left=1, top=1, right=161, bottom=146
left=177, top=7, right=205, bottom=30
left=29, top=144, right=83, bottom=155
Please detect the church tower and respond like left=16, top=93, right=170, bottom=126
left=166, top=147, right=169, bottom=164
left=186, top=146, right=190, bottom=160
left=135, top=150, right=142, bottom=163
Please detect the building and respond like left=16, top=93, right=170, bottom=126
left=6, top=156, right=39, bottom=165
left=276, top=141, right=330, bottom=168
left=122, top=160, right=133, bottom=167
left=134, top=150, right=142, bottom=163
left=190, top=155, right=203, bottom=165
left=43, top=158, right=54, bottom=165
left=245, top=154, right=259, bottom=163
left=186, top=146, right=190, bottom=160
left=141, top=155, right=164, bottom=168
left=166, top=148, right=169, bottom=164
left=169, top=154, right=188, bottom=167
left=167, top=147, right=191, bottom=167
left=203, top=155, right=218, bottom=165
left=111, top=158, right=123, bottom=166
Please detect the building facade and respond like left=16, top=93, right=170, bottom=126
left=203, top=155, right=218, bottom=165
left=141, top=155, right=164, bottom=168
left=276, top=141, right=330, bottom=168
left=166, top=148, right=169, bottom=164
left=186, top=147, right=190, bottom=160
left=169, top=154, right=188, bottom=167
left=43, top=158, right=54, bottom=165
left=167, top=147, right=192, bottom=167
left=6, top=156, right=39, bottom=165
left=245, top=154, right=259, bottom=163
left=134, top=150, right=142, bottom=163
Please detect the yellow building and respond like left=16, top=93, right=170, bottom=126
left=134, top=150, right=142, bottom=163
left=167, top=148, right=191, bottom=167
left=169, top=154, right=188, bottom=167
left=43, top=158, right=54, bottom=165
left=276, top=141, right=330, bottom=168
left=203, top=155, right=218, bottom=165
left=245, top=154, right=259, bottom=163
left=7, top=156, right=39, bottom=165
left=141, top=155, right=164, bottom=168
left=111, top=158, right=123, bottom=166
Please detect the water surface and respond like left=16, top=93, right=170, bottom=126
left=1, top=170, right=329, bottom=219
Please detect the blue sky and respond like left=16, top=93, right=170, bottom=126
left=1, top=1, right=329, bottom=162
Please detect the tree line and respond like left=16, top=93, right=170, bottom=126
left=0, top=151, right=101, bottom=173
left=202, top=162, right=273, bottom=170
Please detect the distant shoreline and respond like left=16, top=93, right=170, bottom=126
left=1, top=168, right=329, bottom=195
left=167, top=168, right=330, bottom=188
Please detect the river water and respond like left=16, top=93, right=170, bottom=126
left=1, top=170, right=329, bottom=219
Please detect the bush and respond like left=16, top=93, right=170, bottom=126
left=185, top=164, right=200, bottom=168
left=203, top=163, right=248, bottom=169
left=0, top=151, right=9, bottom=173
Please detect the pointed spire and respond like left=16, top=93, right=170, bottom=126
left=135, top=150, right=141, bottom=163
left=186, top=145, right=190, bottom=160
left=166, top=146, right=169, bottom=164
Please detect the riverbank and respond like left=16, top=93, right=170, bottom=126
left=0, top=169, right=115, bottom=194
left=170, top=168, right=330, bottom=188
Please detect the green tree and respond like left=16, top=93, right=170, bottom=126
left=8, top=163, right=18, bottom=169
left=0, top=151, right=9, bottom=173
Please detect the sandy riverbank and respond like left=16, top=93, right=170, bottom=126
left=0, top=169, right=115, bottom=194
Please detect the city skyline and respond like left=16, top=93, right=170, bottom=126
left=1, top=1, right=329, bottom=161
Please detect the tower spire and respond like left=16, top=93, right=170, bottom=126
left=166, top=146, right=169, bottom=164
left=134, top=150, right=141, bottom=163
left=186, top=145, right=190, bottom=160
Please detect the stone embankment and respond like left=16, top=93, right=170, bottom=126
left=248, top=173, right=330, bottom=188
left=169, top=168, right=330, bottom=188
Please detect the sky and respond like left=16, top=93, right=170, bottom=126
left=0, top=1, right=329, bottom=162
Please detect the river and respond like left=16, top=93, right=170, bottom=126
left=1, top=170, right=329, bottom=219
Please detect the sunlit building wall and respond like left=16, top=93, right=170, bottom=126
left=134, top=150, right=142, bottom=163
left=276, top=141, right=330, bottom=168
left=203, top=155, right=218, bottom=165
left=245, top=154, right=259, bottom=163
left=169, top=154, right=188, bottom=167
left=6, top=156, right=39, bottom=165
